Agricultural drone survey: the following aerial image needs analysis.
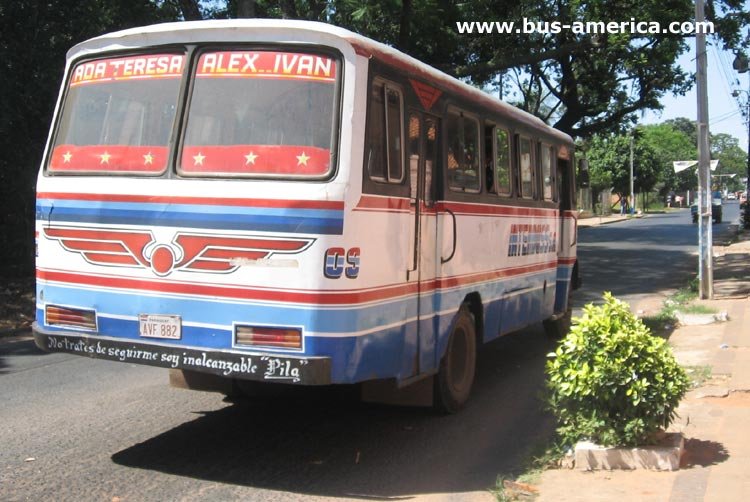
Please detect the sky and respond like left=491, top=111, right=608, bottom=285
left=642, top=38, right=749, bottom=152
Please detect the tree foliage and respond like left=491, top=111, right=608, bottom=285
left=584, top=129, right=661, bottom=198
left=546, top=293, right=690, bottom=447
left=2, top=1, right=749, bottom=277
left=453, top=0, right=749, bottom=137
left=711, top=132, right=748, bottom=192
left=640, top=123, right=697, bottom=194
left=0, top=1, right=180, bottom=276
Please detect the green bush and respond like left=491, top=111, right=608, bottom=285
left=546, top=292, right=690, bottom=447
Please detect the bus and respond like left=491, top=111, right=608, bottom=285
left=34, top=19, right=579, bottom=412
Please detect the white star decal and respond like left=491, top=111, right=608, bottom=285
left=296, top=152, right=310, bottom=166
left=244, top=152, right=258, bottom=165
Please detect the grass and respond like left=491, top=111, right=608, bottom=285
left=641, top=278, right=703, bottom=336
left=488, top=439, right=567, bottom=501
left=684, top=365, right=713, bottom=389
left=489, top=476, right=515, bottom=502
left=678, top=304, right=718, bottom=315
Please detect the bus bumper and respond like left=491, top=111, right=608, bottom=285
left=32, top=323, right=331, bottom=385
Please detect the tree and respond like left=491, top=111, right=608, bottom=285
left=453, top=0, right=749, bottom=137
left=0, top=0, right=180, bottom=277
left=585, top=130, right=660, bottom=204
left=640, top=123, right=697, bottom=195
left=711, top=133, right=748, bottom=192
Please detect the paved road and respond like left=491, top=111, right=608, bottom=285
left=0, top=204, right=739, bottom=501
left=1, top=322, right=555, bottom=501
left=574, top=203, right=740, bottom=310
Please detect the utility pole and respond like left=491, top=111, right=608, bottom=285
left=630, top=133, right=635, bottom=214
left=696, top=0, right=713, bottom=299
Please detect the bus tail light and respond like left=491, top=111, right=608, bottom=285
left=235, top=326, right=302, bottom=349
left=45, top=305, right=97, bottom=330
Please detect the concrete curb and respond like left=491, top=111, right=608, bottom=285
left=574, top=433, right=684, bottom=471
left=675, top=311, right=729, bottom=326
left=578, top=214, right=645, bottom=228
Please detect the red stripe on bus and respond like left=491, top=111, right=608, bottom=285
left=355, top=196, right=562, bottom=218
left=38, top=261, right=559, bottom=305
left=437, top=202, right=558, bottom=218
left=354, top=195, right=411, bottom=212
left=37, top=192, right=344, bottom=210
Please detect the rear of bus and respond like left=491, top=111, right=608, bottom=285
left=34, top=22, right=359, bottom=388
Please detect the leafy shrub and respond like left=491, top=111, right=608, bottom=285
left=546, top=292, right=690, bottom=447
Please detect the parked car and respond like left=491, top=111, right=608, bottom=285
left=691, top=191, right=723, bottom=223
left=727, top=192, right=737, bottom=200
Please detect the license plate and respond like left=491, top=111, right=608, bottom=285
left=139, top=314, right=181, bottom=340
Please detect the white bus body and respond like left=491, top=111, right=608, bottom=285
left=34, top=20, right=577, bottom=411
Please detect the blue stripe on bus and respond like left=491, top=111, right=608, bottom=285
left=38, top=268, right=557, bottom=335
left=37, top=265, right=570, bottom=383
left=36, top=200, right=344, bottom=235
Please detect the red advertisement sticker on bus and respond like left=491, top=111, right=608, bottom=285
left=196, top=51, right=336, bottom=82
left=70, top=54, right=185, bottom=86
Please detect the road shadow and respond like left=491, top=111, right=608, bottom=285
left=681, top=438, right=729, bottom=468
left=713, top=253, right=750, bottom=299
left=112, top=326, right=558, bottom=498
left=0, top=334, right=47, bottom=374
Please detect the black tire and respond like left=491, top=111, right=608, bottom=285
left=434, top=307, right=477, bottom=413
left=543, top=308, right=572, bottom=339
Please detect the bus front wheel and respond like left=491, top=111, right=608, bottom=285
left=434, top=307, right=476, bottom=413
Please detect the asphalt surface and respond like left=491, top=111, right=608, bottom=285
left=574, top=203, right=741, bottom=310
left=0, top=203, right=740, bottom=501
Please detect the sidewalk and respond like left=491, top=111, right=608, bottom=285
left=577, top=213, right=638, bottom=228
left=577, top=211, right=652, bottom=228
left=535, top=229, right=750, bottom=501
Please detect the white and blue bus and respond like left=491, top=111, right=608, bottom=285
left=34, top=19, right=578, bottom=411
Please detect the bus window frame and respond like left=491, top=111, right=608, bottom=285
left=517, top=134, right=536, bottom=200
left=445, top=106, right=481, bottom=194
left=44, top=46, right=190, bottom=178
left=485, top=121, right=513, bottom=198
left=176, top=44, right=344, bottom=182
left=365, top=77, right=406, bottom=185
left=540, top=141, right=557, bottom=202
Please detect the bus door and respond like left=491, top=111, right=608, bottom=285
left=555, top=153, right=574, bottom=312
left=407, top=111, right=440, bottom=375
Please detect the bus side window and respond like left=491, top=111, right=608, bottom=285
left=541, top=143, right=555, bottom=201
left=446, top=110, right=480, bottom=192
left=408, top=113, right=420, bottom=199
left=518, top=135, right=535, bottom=199
left=367, top=79, right=404, bottom=183
left=495, top=127, right=511, bottom=196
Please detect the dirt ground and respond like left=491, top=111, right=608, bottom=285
left=0, top=278, right=35, bottom=333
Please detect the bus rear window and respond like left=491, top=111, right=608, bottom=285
left=49, top=54, right=185, bottom=174
left=180, top=50, right=339, bottom=178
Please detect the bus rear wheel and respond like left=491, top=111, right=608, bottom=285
left=434, top=307, right=476, bottom=413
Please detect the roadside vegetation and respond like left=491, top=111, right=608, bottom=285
left=493, top=293, right=692, bottom=500
left=641, top=278, right=718, bottom=338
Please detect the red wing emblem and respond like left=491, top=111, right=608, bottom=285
left=44, top=227, right=314, bottom=276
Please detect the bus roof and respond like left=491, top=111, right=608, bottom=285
left=69, top=19, right=573, bottom=146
